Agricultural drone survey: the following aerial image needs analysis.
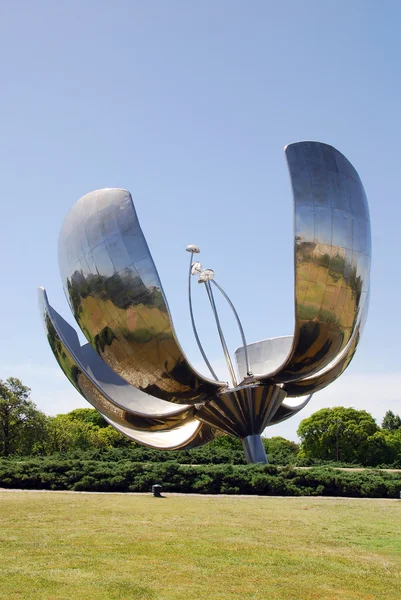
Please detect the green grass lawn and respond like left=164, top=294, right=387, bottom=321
left=0, top=492, right=400, bottom=599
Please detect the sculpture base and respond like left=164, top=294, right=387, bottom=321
left=242, top=434, right=268, bottom=464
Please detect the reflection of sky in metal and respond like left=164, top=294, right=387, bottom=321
left=41, top=142, right=370, bottom=447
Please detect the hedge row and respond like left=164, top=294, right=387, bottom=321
left=6, top=446, right=371, bottom=469
left=0, top=458, right=400, bottom=498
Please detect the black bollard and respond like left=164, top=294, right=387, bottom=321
left=152, top=484, right=163, bottom=497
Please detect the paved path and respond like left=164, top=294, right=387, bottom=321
left=0, top=488, right=399, bottom=500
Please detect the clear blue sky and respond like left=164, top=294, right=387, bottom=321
left=1, top=0, right=400, bottom=441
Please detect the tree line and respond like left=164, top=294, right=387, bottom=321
left=1, top=377, right=400, bottom=467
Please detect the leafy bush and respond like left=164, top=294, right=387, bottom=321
left=0, top=458, right=400, bottom=498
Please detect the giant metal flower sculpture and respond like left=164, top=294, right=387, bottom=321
left=39, top=142, right=371, bottom=463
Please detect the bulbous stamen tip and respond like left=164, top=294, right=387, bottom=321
left=191, top=261, right=202, bottom=275
left=186, top=244, right=200, bottom=253
left=198, top=269, right=215, bottom=283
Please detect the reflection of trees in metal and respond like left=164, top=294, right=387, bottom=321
left=41, top=289, right=215, bottom=447
left=39, top=142, right=371, bottom=463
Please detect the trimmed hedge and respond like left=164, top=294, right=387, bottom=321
left=0, top=458, right=400, bottom=498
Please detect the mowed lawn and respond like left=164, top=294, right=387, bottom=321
left=0, top=492, right=400, bottom=599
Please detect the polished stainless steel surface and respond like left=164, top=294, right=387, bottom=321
left=282, top=301, right=368, bottom=397
left=39, top=141, right=371, bottom=463
left=187, top=251, right=219, bottom=381
left=267, top=142, right=371, bottom=383
left=268, top=394, right=313, bottom=425
left=58, top=188, right=225, bottom=404
left=190, top=255, right=251, bottom=380
left=211, top=279, right=252, bottom=377
left=242, top=435, right=268, bottom=464
left=101, top=412, right=217, bottom=450
left=195, top=383, right=287, bottom=438
left=236, top=336, right=293, bottom=380
left=204, top=280, right=238, bottom=387
left=236, top=142, right=370, bottom=389
left=39, top=287, right=216, bottom=448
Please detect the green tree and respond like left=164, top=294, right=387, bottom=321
left=92, top=425, right=130, bottom=448
left=0, top=378, right=48, bottom=456
left=262, top=436, right=299, bottom=464
left=362, top=430, right=398, bottom=466
left=46, top=414, right=99, bottom=453
left=387, top=430, right=401, bottom=466
left=65, top=408, right=108, bottom=428
left=46, top=412, right=129, bottom=453
left=63, top=408, right=130, bottom=448
left=297, top=407, right=379, bottom=464
left=382, top=410, right=401, bottom=432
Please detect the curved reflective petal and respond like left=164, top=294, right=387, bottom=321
left=235, top=336, right=293, bottom=380
left=283, top=292, right=369, bottom=397
left=258, top=142, right=370, bottom=384
left=58, top=188, right=226, bottom=405
left=268, top=394, right=313, bottom=426
left=39, top=287, right=202, bottom=436
left=102, top=412, right=218, bottom=450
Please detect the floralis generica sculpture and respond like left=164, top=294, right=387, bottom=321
left=39, top=142, right=371, bottom=463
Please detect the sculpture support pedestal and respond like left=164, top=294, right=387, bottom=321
left=242, top=434, right=268, bottom=464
